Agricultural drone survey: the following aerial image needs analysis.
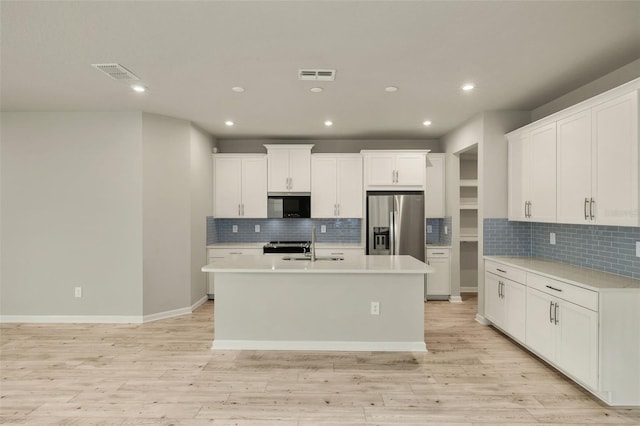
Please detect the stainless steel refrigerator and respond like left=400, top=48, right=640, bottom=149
left=367, top=192, right=425, bottom=261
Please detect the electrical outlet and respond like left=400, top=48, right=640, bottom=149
left=427, top=225, right=433, bottom=233
left=636, top=241, right=640, bottom=257
left=254, top=224, right=260, bottom=233
left=320, top=225, right=327, bottom=233
left=232, top=225, right=238, bottom=233
left=370, top=301, right=380, bottom=316
left=550, top=232, right=556, bottom=245
left=74, top=287, right=82, bottom=298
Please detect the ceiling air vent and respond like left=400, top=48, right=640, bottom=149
left=298, top=69, right=336, bottom=81
left=92, top=63, right=140, bottom=81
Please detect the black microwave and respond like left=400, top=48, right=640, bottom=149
left=267, top=195, right=311, bottom=218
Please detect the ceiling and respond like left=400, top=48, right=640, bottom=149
left=2, top=1, right=639, bottom=140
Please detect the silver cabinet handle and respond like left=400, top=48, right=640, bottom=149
left=584, top=198, right=589, bottom=220
left=241, top=204, right=245, bottom=216
left=337, top=203, right=340, bottom=216
left=549, top=301, right=554, bottom=323
left=497, top=268, right=507, bottom=273
left=590, top=198, right=595, bottom=220
left=554, top=302, right=559, bottom=325
left=396, top=170, right=399, bottom=183
left=545, top=285, right=562, bottom=292
left=432, top=252, right=445, bottom=255
left=238, top=204, right=241, bottom=216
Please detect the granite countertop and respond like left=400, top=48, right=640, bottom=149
left=202, top=254, right=432, bottom=274
left=485, top=256, right=640, bottom=291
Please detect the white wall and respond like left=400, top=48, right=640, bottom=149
left=141, top=113, right=191, bottom=316
left=1, top=112, right=144, bottom=316
left=217, top=138, right=442, bottom=153
left=189, top=125, right=214, bottom=305
left=531, top=58, right=640, bottom=121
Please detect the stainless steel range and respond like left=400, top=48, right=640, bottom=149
left=263, top=241, right=311, bottom=254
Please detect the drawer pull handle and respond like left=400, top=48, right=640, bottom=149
left=545, top=285, right=563, bottom=292
left=496, top=268, right=507, bottom=273
left=431, top=252, right=445, bottom=255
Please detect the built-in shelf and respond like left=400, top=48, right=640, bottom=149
left=459, top=151, right=479, bottom=290
left=459, top=179, right=478, bottom=187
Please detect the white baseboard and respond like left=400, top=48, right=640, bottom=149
left=0, top=315, right=142, bottom=324
left=475, top=314, right=491, bottom=325
left=449, top=295, right=463, bottom=303
left=191, top=295, right=208, bottom=311
left=211, top=339, right=427, bottom=352
left=460, top=286, right=478, bottom=293
left=1, top=295, right=210, bottom=324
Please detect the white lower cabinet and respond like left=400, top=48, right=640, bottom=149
left=206, top=248, right=263, bottom=297
left=425, top=248, right=450, bottom=300
left=484, top=271, right=526, bottom=343
left=484, top=258, right=639, bottom=406
left=314, top=247, right=364, bottom=259
left=525, top=276, right=599, bottom=390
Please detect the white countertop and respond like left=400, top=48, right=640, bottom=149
left=485, top=256, right=640, bottom=291
left=202, top=254, right=432, bottom=274
left=207, top=242, right=365, bottom=249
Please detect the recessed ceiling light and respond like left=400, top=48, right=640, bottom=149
left=131, top=85, right=146, bottom=93
left=224, top=120, right=234, bottom=127
left=423, top=120, right=432, bottom=126
left=231, top=86, right=245, bottom=93
left=324, top=120, right=333, bottom=127
left=461, top=83, right=475, bottom=91
left=385, top=86, right=398, bottom=92
left=310, top=87, right=323, bottom=93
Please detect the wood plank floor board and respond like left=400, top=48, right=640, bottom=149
left=2, top=295, right=639, bottom=424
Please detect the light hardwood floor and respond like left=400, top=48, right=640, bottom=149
left=2, top=294, right=639, bottom=425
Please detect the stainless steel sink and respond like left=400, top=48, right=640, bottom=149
left=282, top=256, right=344, bottom=261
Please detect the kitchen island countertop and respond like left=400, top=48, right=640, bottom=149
left=202, top=254, right=432, bottom=274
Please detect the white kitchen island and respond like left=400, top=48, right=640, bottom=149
left=202, top=255, right=432, bottom=352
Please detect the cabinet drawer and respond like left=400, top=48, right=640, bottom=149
left=426, top=248, right=450, bottom=258
left=207, top=248, right=263, bottom=258
left=485, top=260, right=526, bottom=284
left=527, top=273, right=598, bottom=312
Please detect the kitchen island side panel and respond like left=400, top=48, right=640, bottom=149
left=212, top=272, right=425, bottom=351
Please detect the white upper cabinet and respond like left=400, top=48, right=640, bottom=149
left=311, top=154, right=363, bottom=218
left=213, top=154, right=267, bottom=218
left=557, top=92, right=639, bottom=226
left=557, top=109, right=592, bottom=224
left=265, top=145, right=313, bottom=192
left=592, top=91, right=639, bottom=226
left=362, top=150, right=427, bottom=190
left=508, top=79, right=639, bottom=226
left=508, top=123, right=557, bottom=222
left=425, top=153, right=445, bottom=218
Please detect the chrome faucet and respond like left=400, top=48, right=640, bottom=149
left=310, top=225, right=317, bottom=262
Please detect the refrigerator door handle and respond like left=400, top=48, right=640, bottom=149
left=389, top=211, right=395, bottom=255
